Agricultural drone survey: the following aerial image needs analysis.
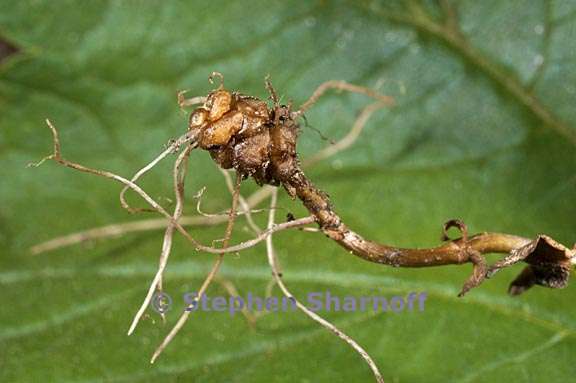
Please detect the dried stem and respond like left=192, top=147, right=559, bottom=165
left=287, top=162, right=574, bottom=295
left=265, top=189, right=385, bottom=383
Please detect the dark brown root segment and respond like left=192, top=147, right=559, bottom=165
left=289, top=168, right=573, bottom=294
left=246, top=89, right=574, bottom=296
left=277, top=162, right=574, bottom=296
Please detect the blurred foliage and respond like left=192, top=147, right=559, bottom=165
left=1, top=1, right=575, bottom=382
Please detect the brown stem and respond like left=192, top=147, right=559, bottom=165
left=280, top=167, right=574, bottom=295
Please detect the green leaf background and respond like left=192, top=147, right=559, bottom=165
left=1, top=1, right=575, bottom=382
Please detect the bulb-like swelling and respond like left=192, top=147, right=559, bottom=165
left=188, top=87, right=299, bottom=187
